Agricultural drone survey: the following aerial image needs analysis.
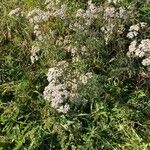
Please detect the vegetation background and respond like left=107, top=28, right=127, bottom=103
left=0, top=0, right=150, bottom=149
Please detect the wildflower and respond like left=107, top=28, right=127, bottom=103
left=46, top=67, right=63, bottom=83
left=79, top=72, right=93, bottom=84
left=8, top=8, right=21, bottom=17
left=140, top=22, right=147, bottom=28
left=129, top=24, right=140, bottom=32
left=30, top=55, right=39, bottom=64
left=104, top=7, right=116, bottom=19
left=34, top=24, right=39, bottom=30
left=30, top=45, right=40, bottom=64
left=101, top=23, right=115, bottom=44
left=142, top=58, right=150, bottom=66
left=43, top=65, right=70, bottom=113
left=138, top=39, right=150, bottom=52
left=135, top=49, right=145, bottom=58
left=76, top=9, right=84, bottom=18
left=27, top=8, right=43, bottom=18
left=127, top=23, right=147, bottom=39
left=66, top=46, right=78, bottom=56
left=45, top=0, right=51, bottom=5
left=108, top=0, right=120, bottom=4
left=57, top=104, right=70, bottom=113
left=126, top=31, right=138, bottom=39
left=117, top=7, right=129, bottom=19
left=53, top=4, right=67, bottom=18
left=81, top=46, right=88, bottom=55
left=127, top=39, right=150, bottom=66
left=118, top=25, right=125, bottom=34
left=128, top=40, right=137, bottom=53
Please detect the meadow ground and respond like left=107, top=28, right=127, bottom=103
left=0, top=0, right=150, bottom=149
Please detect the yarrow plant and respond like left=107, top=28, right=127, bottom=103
left=7, top=0, right=150, bottom=113
left=43, top=64, right=70, bottom=113
left=43, top=61, right=93, bottom=113
left=1, top=0, right=150, bottom=149
left=127, top=22, right=147, bottom=39
left=126, top=22, right=150, bottom=67
left=8, top=8, right=23, bottom=17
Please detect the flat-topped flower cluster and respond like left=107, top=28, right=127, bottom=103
left=43, top=61, right=93, bottom=113
left=8, top=0, right=150, bottom=113
left=126, top=23, right=150, bottom=66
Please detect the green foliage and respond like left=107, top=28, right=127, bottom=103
left=0, top=0, right=150, bottom=150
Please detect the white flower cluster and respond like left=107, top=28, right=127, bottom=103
left=30, top=45, right=40, bottom=64
left=72, top=0, right=101, bottom=31
left=67, top=45, right=89, bottom=57
left=33, top=25, right=47, bottom=41
left=127, top=22, right=147, bottom=39
left=69, top=22, right=85, bottom=31
left=55, top=34, right=89, bottom=59
left=116, top=7, right=129, bottom=19
left=104, top=6, right=116, bottom=19
left=127, top=39, right=150, bottom=66
left=27, top=8, right=50, bottom=24
left=86, top=0, right=101, bottom=18
left=45, top=0, right=56, bottom=10
left=142, top=57, right=150, bottom=66
left=8, top=8, right=23, bottom=17
left=25, top=0, right=68, bottom=41
left=101, top=23, right=115, bottom=44
left=43, top=59, right=94, bottom=113
left=27, top=9, right=49, bottom=41
left=108, top=0, right=121, bottom=4
left=102, top=4, right=129, bottom=44
left=44, top=83, right=70, bottom=113
left=104, top=6, right=128, bottom=20
left=24, top=0, right=130, bottom=60
left=9, top=2, right=67, bottom=23
left=101, top=23, right=125, bottom=44
left=126, top=22, right=149, bottom=66
left=53, top=4, right=67, bottom=18
left=79, top=72, right=93, bottom=85
left=75, top=0, right=100, bottom=19
left=43, top=66, right=70, bottom=113
left=45, top=0, right=67, bottom=18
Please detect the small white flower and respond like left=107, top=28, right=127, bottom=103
left=138, top=39, right=150, bottom=52
left=45, top=0, right=51, bottom=5
left=46, top=67, right=63, bottom=82
left=142, top=58, right=150, bottom=66
left=129, top=24, right=140, bottom=32
left=9, top=8, right=21, bottom=16
left=117, top=7, right=128, bottom=19
left=38, top=35, right=45, bottom=41
left=30, top=55, right=39, bottom=64
left=127, top=31, right=138, bottom=39
left=118, top=25, right=125, bottom=34
left=140, top=22, right=147, bottom=28
left=108, top=0, right=120, bottom=4
left=35, top=30, right=42, bottom=36
left=127, top=51, right=132, bottom=57
left=33, top=16, right=41, bottom=23
left=30, top=45, right=40, bottom=64
left=31, top=45, right=40, bottom=54
left=104, top=7, right=116, bottom=19
left=79, top=72, right=93, bottom=84
left=135, top=49, right=145, bottom=57
left=34, top=25, right=39, bottom=30
left=43, top=67, right=69, bottom=113
left=76, top=9, right=84, bottom=17
left=128, top=40, right=137, bottom=53
left=57, top=104, right=70, bottom=113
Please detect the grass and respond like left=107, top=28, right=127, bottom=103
left=0, top=0, right=150, bottom=149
